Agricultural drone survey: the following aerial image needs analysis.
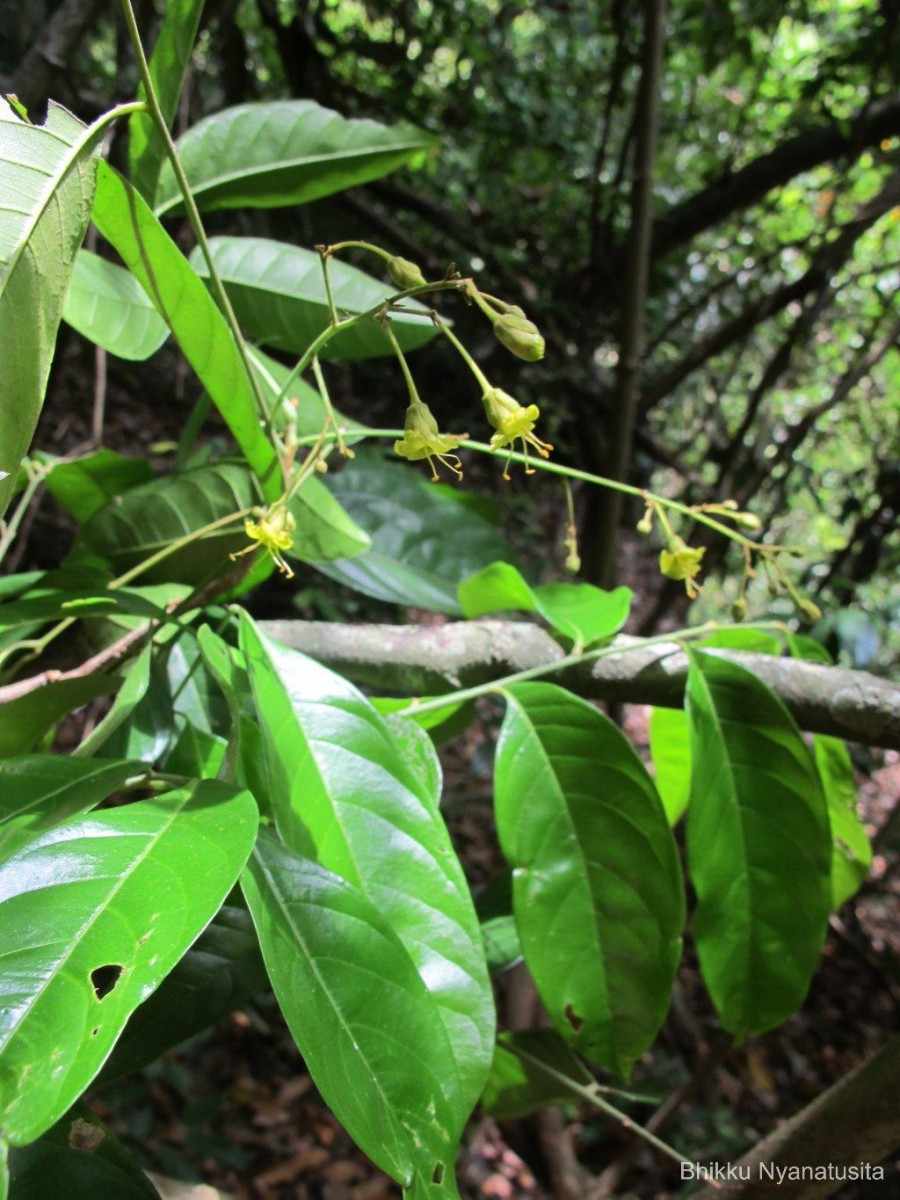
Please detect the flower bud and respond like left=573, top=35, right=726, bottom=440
left=798, top=598, right=822, bottom=623
left=493, top=307, right=545, bottom=362
left=731, top=597, right=747, bottom=622
left=636, top=513, right=653, bottom=536
left=734, top=511, right=763, bottom=531
left=388, top=256, right=427, bottom=290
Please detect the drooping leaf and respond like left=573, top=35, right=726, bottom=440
left=155, top=100, right=435, bottom=215
left=648, top=707, right=692, bottom=825
left=190, top=237, right=438, bottom=361
left=91, top=162, right=281, bottom=500
left=0, top=755, right=142, bottom=858
left=814, top=735, right=872, bottom=909
left=459, top=561, right=632, bottom=650
left=494, top=683, right=684, bottom=1077
left=100, top=904, right=267, bottom=1082
left=318, top=451, right=516, bottom=612
left=129, top=0, right=205, bottom=204
left=685, top=651, right=832, bottom=1037
left=0, top=780, right=258, bottom=1144
left=7, top=1102, right=161, bottom=1199
left=0, top=99, right=105, bottom=517
left=243, top=833, right=462, bottom=1197
left=239, top=616, right=495, bottom=1113
left=481, top=1031, right=594, bottom=1120
left=62, top=250, right=169, bottom=360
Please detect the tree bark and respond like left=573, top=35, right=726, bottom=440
left=257, top=620, right=900, bottom=750
left=688, top=1035, right=900, bottom=1200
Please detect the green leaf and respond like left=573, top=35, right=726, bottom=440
left=0, top=676, right=117, bottom=759
left=100, top=904, right=267, bottom=1082
left=62, top=250, right=169, bottom=360
left=8, top=1103, right=161, bottom=1199
left=129, top=0, right=205, bottom=204
left=76, top=462, right=255, bottom=583
left=685, top=651, right=832, bottom=1037
left=0, top=99, right=104, bottom=518
left=191, top=237, right=438, bottom=361
left=318, top=451, right=516, bottom=612
left=247, top=345, right=370, bottom=443
left=495, top=683, right=684, bottom=1077
left=648, top=707, right=692, bottom=825
left=0, top=755, right=142, bottom=857
left=243, top=832, right=462, bottom=1195
left=239, top=616, right=495, bottom=1112
left=155, top=100, right=435, bottom=216
left=814, top=735, right=871, bottom=909
left=73, top=645, right=153, bottom=759
left=44, top=449, right=155, bottom=525
left=91, top=162, right=281, bottom=501
left=287, top=477, right=371, bottom=564
left=481, top=1031, right=593, bottom=1120
left=0, top=780, right=258, bottom=1144
left=459, top=561, right=631, bottom=650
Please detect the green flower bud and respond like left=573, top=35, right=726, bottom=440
left=636, top=513, right=654, bottom=535
left=388, top=256, right=427, bottom=290
left=493, top=307, right=545, bottom=362
left=731, top=597, right=747, bottom=622
left=734, top=511, right=763, bottom=531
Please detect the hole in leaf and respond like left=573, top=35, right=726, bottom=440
left=68, top=1118, right=104, bottom=1152
left=90, top=964, right=123, bottom=1000
left=432, top=1163, right=444, bottom=1185
left=91, top=1027, right=100, bottom=1037
left=564, top=1004, right=583, bottom=1032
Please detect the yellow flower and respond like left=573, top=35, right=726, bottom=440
left=394, top=402, right=468, bottom=481
left=482, top=387, right=553, bottom=478
left=659, top=537, right=705, bottom=598
left=230, top=504, right=297, bottom=578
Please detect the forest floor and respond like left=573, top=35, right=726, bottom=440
left=25, top=341, right=900, bottom=1200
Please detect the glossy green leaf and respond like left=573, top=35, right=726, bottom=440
left=318, top=452, right=515, bottom=612
left=0, top=676, right=117, bottom=759
left=129, top=0, right=205, bottom=204
left=459, top=561, right=631, bottom=650
left=155, top=100, right=435, bottom=216
left=239, top=616, right=494, bottom=1110
left=73, top=645, right=153, bottom=759
left=814, top=735, right=871, bottom=908
left=165, top=724, right=227, bottom=779
left=0, top=756, right=141, bottom=858
left=697, top=628, right=783, bottom=654
left=191, top=237, right=438, bottom=361
left=62, top=250, right=169, bottom=360
left=481, top=1031, right=593, bottom=1120
left=100, top=904, right=267, bottom=1082
left=91, top=162, right=281, bottom=500
left=495, top=683, right=684, bottom=1077
left=8, top=1103, right=161, bottom=1199
left=685, top=651, right=832, bottom=1037
left=0, top=780, right=258, bottom=1144
left=44, top=449, right=155, bottom=525
left=243, top=832, right=461, bottom=1195
left=286, top=477, right=371, bottom=564
left=0, top=99, right=104, bottom=517
left=648, top=707, right=692, bottom=825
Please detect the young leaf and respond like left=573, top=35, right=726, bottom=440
left=62, top=250, right=169, bottom=360
left=154, top=100, right=435, bottom=215
left=239, top=616, right=495, bottom=1112
left=814, top=735, right=872, bottom=908
left=190, top=237, right=438, bottom=361
left=685, top=650, right=832, bottom=1037
left=648, top=707, right=692, bottom=825
left=90, top=162, right=281, bottom=501
left=243, top=833, right=462, bottom=1195
left=494, top=683, right=684, bottom=1078
left=318, top=451, right=516, bottom=612
left=458, top=561, right=631, bottom=650
left=0, top=99, right=105, bottom=518
left=128, top=0, right=205, bottom=204
left=0, top=781, right=258, bottom=1145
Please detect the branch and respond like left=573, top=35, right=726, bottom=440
left=688, top=1034, right=900, bottom=1200
left=650, top=92, right=900, bottom=261
left=257, top=620, right=900, bottom=750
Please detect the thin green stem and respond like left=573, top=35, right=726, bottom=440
left=0, top=460, right=53, bottom=565
left=108, top=507, right=255, bottom=590
left=382, top=320, right=422, bottom=405
left=119, top=0, right=273, bottom=432
left=319, top=247, right=340, bottom=326
left=327, top=240, right=391, bottom=261
left=310, top=358, right=353, bottom=459
left=432, top=313, right=492, bottom=392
